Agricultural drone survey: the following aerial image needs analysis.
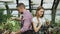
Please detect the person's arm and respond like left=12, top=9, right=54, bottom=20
left=15, top=18, right=31, bottom=34
left=15, top=12, right=32, bottom=34
left=11, top=17, right=21, bottom=21
left=15, top=18, right=21, bottom=21
left=32, top=22, right=42, bottom=32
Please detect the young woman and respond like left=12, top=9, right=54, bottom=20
left=32, top=6, right=50, bottom=34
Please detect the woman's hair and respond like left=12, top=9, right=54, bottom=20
left=36, top=6, right=44, bottom=17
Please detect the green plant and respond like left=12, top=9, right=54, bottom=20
left=0, top=9, right=13, bottom=23
left=4, top=19, right=21, bottom=32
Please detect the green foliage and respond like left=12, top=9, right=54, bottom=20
left=0, top=9, right=4, bottom=23
left=0, top=14, right=13, bottom=23
left=0, top=9, right=13, bottom=23
left=0, top=9, right=21, bottom=33
left=55, top=19, right=60, bottom=27
left=4, top=19, right=21, bottom=32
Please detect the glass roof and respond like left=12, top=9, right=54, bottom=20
left=43, top=0, right=54, bottom=9
left=0, top=0, right=60, bottom=10
left=0, top=0, right=55, bottom=9
left=31, top=0, right=41, bottom=6
left=0, top=2, right=6, bottom=9
left=43, top=3, right=53, bottom=9
left=19, top=0, right=29, bottom=8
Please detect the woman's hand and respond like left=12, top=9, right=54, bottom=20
left=46, top=20, right=50, bottom=26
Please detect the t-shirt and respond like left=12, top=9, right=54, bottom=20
left=32, top=17, right=49, bottom=34
left=32, top=17, right=46, bottom=27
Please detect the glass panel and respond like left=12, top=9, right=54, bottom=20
left=43, top=3, right=53, bottom=9
left=44, top=10, right=51, bottom=15
left=11, top=10, right=18, bottom=17
left=44, top=15, right=51, bottom=21
left=31, top=0, right=41, bottom=6
left=0, top=2, right=4, bottom=4
left=43, top=0, right=54, bottom=9
left=19, top=0, right=29, bottom=9
left=44, top=10, right=51, bottom=21
left=55, top=10, right=60, bottom=23
left=31, top=10, right=36, bottom=16
left=43, top=0, right=54, bottom=3
left=31, top=0, right=41, bottom=9
left=56, top=10, right=60, bottom=16
left=0, top=4, right=6, bottom=9
left=3, top=10, right=7, bottom=14
left=13, top=0, right=16, bottom=3
left=8, top=3, right=17, bottom=9
left=0, top=0, right=13, bottom=2
left=0, top=2, right=6, bottom=9
left=57, top=2, right=60, bottom=10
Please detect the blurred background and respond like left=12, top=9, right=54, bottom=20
left=0, top=0, right=60, bottom=34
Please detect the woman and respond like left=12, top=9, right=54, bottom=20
left=32, top=6, right=50, bottom=34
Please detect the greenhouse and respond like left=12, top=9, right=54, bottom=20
left=0, top=0, right=60, bottom=34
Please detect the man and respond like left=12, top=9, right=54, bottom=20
left=11, top=3, right=33, bottom=34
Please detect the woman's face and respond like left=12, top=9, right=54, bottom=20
left=37, top=9, right=44, bottom=17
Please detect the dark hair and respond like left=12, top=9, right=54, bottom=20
left=36, top=6, right=44, bottom=17
left=16, top=3, right=25, bottom=8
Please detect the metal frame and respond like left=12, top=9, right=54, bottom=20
left=51, top=0, right=60, bottom=24
left=29, top=0, right=32, bottom=12
left=16, top=0, right=18, bottom=5
left=41, top=0, right=43, bottom=6
left=5, top=2, right=11, bottom=15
